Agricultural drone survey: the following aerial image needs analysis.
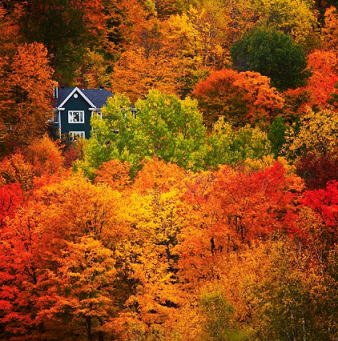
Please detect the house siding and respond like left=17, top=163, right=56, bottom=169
left=61, top=92, right=93, bottom=139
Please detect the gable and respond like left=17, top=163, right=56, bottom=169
left=57, top=87, right=96, bottom=109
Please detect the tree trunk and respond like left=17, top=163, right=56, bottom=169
left=98, top=319, right=104, bottom=341
left=86, top=316, right=92, bottom=341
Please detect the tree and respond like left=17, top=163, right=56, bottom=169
left=0, top=4, right=19, bottom=58
left=19, top=0, right=106, bottom=83
left=322, top=6, right=338, bottom=52
left=42, top=236, right=117, bottom=341
left=0, top=183, right=23, bottom=228
left=193, top=69, right=284, bottom=126
left=231, top=28, right=310, bottom=91
left=178, top=162, right=303, bottom=286
left=296, top=153, right=338, bottom=190
left=299, top=181, right=338, bottom=252
left=109, top=0, right=258, bottom=100
left=94, top=159, right=131, bottom=191
left=0, top=174, right=126, bottom=340
left=132, top=157, right=186, bottom=194
left=112, top=159, right=187, bottom=337
left=285, top=108, right=338, bottom=160
left=78, top=90, right=208, bottom=177
left=282, top=49, right=338, bottom=116
left=0, top=204, right=48, bottom=341
left=301, top=50, right=338, bottom=111
left=200, top=292, right=249, bottom=341
left=205, top=117, right=272, bottom=169
left=256, top=238, right=334, bottom=341
left=110, top=46, right=186, bottom=103
left=251, top=0, right=317, bottom=45
left=0, top=43, right=55, bottom=150
left=74, top=49, right=112, bottom=89
left=0, top=153, right=34, bottom=191
left=25, top=135, right=64, bottom=179
left=103, top=0, right=148, bottom=52
left=268, top=116, right=288, bottom=157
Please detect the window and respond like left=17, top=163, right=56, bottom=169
left=91, top=111, right=102, bottom=119
left=68, top=111, right=84, bottom=123
left=69, top=131, right=85, bottom=140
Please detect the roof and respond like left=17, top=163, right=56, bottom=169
left=56, top=87, right=113, bottom=109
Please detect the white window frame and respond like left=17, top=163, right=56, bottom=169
left=91, top=111, right=102, bottom=119
left=68, top=110, right=85, bottom=123
left=69, top=131, right=85, bottom=140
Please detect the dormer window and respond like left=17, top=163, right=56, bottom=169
left=68, top=111, right=84, bottom=123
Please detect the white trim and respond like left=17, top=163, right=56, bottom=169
left=58, top=111, right=61, bottom=137
left=69, top=131, right=86, bottom=140
left=58, top=87, right=96, bottom=109
left=68, top=110, right=85, bottom=123
left=57, top=108, right=65, bottom=111
left=91, top=110, right=102, bottom=118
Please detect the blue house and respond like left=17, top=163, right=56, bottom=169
left=54, top=87, right=113, bottom=140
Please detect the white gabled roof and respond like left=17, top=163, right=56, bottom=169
left=57, top=87, right=96, bottom=109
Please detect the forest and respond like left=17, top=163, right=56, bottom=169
left=1, top=0, right=338, bottom=340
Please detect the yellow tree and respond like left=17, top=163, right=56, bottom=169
left=109, top=159, right=188, bottom=339
left=252, top=0, right=318, bottom=45
left=285, top=107, right=338, bottom=160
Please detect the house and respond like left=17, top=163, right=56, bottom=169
left=54, top=86, right=113, bottom=140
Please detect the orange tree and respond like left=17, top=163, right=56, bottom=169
left=0, top=43, right=55, bottom=151
left=0, top=174, right=126, bottom=341
left=193, top=69, right=284, bottom=126
left=178, top=162, right=303, bottom=286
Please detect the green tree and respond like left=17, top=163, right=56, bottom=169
left=77, top=90, right=208, bottom=177
left=205, top=117, right=272, bottom=169
left=257, top=238, right=336, bottom=341
left=200, top=292, right=250, bottom=341
left=231, top=28, right=310, bottom=91
left=268, top=116, right=287, bottom=157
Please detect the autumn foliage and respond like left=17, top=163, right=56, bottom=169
left=0, top=42, right=54, bottom=151
left=193, top=69, right=284, bottom=126
left=2, top=0, right=338, bottom=340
